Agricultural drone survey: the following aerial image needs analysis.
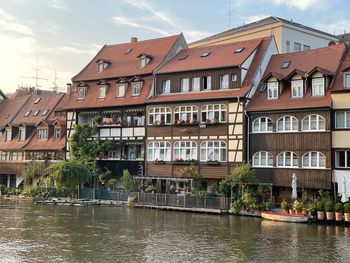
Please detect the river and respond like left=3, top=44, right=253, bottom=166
left=0, top=199, right=349, bottom=263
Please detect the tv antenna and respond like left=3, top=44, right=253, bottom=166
left=20, top=61, right=48, bottom=89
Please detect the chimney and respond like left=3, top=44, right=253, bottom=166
left=66, top=83, right=72, bottom=93
left=131, top=37, right=138, bottom=43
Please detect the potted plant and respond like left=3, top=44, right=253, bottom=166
left=280, top=199, right=290, bottom=214
left=263, top=200, right=272, bottom=211
left=334, top=202, right=344, bottom=221
left=316, top=200, right=325, bottom=220
left=344, top=203, right=350, bottom=222
left=307, top=202, right=317, bottom=216
left=324, top=200, right=335, bottom=221
left=292, top=200, right=303, bottom=214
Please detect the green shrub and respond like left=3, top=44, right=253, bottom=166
left=316, top=200, right=325, bottom=211
left=127, top=195, right=137, bottom=207
left=263, top=200, right=272, bottom=211
left=324, top=200, right=334, bottom=212
left=230, top=198, right=243, bottom=214
left=308, top=202, right=317, bottom=215
left=344, top=203, right=350, bottom=213
left=335, top=202, right=344, bottom=213
left=280, top=199, right=290, bottom=210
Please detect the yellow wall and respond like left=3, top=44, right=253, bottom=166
left=333, top=131, right=350, bottom=148
left=332, top=93, right=350, bottom=109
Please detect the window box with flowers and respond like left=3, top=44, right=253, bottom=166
left=174, top=119, right=198, bottom=126
left=153, top=159, right=166, bottom=165
left=152, top=120, right=167, bottom=126
left=173, top=158, right=197, bottom=165
left=205, top=119, right=221, bottom=125
left=206, top=160, right=220, bottom=165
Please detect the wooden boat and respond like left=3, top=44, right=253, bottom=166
left=261, top=211, right=309, bottom=223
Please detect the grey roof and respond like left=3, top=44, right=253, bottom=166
left=191, top=16, right=337, bottom=45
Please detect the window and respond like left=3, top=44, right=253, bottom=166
left=220, top=74, right=229, bottom=89
left=33, top=110, right=40, bottom=116
left=252, top=152, right=273, bottom=167
left=232, top=74, right=238, bottom=82
left=174, top=106, right=198, bottom=124
left=312, top=78, right=325, bottom=96
left=291, top=79, right=303, bottom=98
left=286, top=40, right=290, bottom=53
left=252, top=117, right=273, bottom=133
left=335, top=151, right=350, bottom=168
left=24, top=111, right=31, bottom=117
left=149, top=107, right=172, bottom=125
left=77, top=87, right=85, bottom=100
left=294, top=42, right=301, bottom=52
left=200, top=141, right=227, bottom=162
left=234, top=47, right=244, bottom=53
left=132, top=82, right=142, bottom=96
left=54, top=128, right=61, bottom=139
left=192, top=77, right=200, bottom=91
left=267, top=81, right=278, bottom=99
left=201, top=104, right=226, bottom=123
left=178, top=54, right=188, bottom=60
left=181, top=78, right=189, bottom=92
left=202, top=76, right=211, bottom=90
left=98, top=62, right=109, bottom=72
left=281, top=61, right=291, bottom=69
left=117, top=84, right=126, bottom=97
left=303, top=45, right=310, bottom=51
left=162, top=80, right=170, bottom=94
left=17, top=152, right=23, bottom=161
left=277, top=116, right=298, bottom=132
left=34, top=98, right=41, bottom=104
left=147, top=141, right=171, bottom=161
left=344, top=73, right=350, bottom=89
left=335, top=111, right=350, bottom=129
left=19, top=128, right=25, bottom=141
left=125, top=48, right=132, bottom=54
left=277, top=152, right=299, bottom=167
left=5, top=129, right=11, bottom=141
left=302, top=152, right=326, bottom=168
left=38, top=129, right=48, bottom=140
left=174, top=141, right=197, bottom=160
left=98, top=85, right=107, bottom=99
left=139, top=56, right=150, bottom=68
left=302, top=114, right=325, bottom=131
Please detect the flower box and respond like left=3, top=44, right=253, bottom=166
left=173, top=161, right=198, bottom=165
left=206, top=161, right=220, bottom=165
left=153, top=160, right=166, bottom=165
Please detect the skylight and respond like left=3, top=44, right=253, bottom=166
left=200, top=51, right=211, bottom=57
left=34, top=98, right=41, bottom=104
left=125, top=47, right=132, bottom=54
left=24, top=111, right=31, bottom=117
left=234, top=47, right=245, bottom=53
left=33, top=110, right=40, bottom=116
left=178, top=54, right=189, bottom=60
left=259, top=83, right=267, bottom=93
left=41, top=109, right=49, bottom=116
left=281, top=61, right=291, bottom=69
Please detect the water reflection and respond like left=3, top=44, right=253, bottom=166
left=0, top=199, right=349, bottom=262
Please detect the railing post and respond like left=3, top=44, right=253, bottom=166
left=156, top=193, right=158, bottom=205
left=184, top=194, right=186, bottom=207
left=204, top=195, right=207, bottom=208
left=165, top=194, right=167, bottom=206
left=138, top=192, right=140, bottom=203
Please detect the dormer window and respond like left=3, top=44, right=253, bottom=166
left=34, top=98, right=41, bottom=104
left=162, top=80, right=170, bottom=94
left=19, top=127, right=26, bottom=141
left=98, top=85, right=107, bottom=99
left=54, top=128, right=61, bottom=139
left=291, top=79, right=303, bottom=98
left=117, top=83, right=126, bottom=98
left=42, top=109, right=49, bottom=116
left=234, top=47, right=244, bottom=53
left=5, top=128, right=11, bottom=141
left=344, top=72, right=350, bottom=89
left=77, top=86, right=86, bottom=100
left=24, top=111, right=31, bottom=117
left=139, top=55, right=151, bottom=68
left=98, top=61, right=109, bottom=72
left=200, top=51, right=210, bottom=57
left=312, top=78, right=325, bottom=96
left=38, top=129, right=48, bottom=140
left=132, top=82, right=142, bottom=96
left=281, top=61, right=291, bottom=69
left=267, top=81, right=278, bottom=99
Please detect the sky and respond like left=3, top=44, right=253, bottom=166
left=1, top=0, right=350, bottom=94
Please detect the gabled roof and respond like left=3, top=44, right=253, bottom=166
left=331, top=46, right=350, bottom=92
left=284, top=69, right=307, bottom=80
left=0, top=89, right=7, bottom=100
left=0, top=95, right=30, bottom=129
left=72, top=35, right=182, bottom=82
left=156, top=37, right=267, bottom=74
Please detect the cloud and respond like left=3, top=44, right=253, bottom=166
left=57, top=44, right=100, bottom=56
left=242, top=15, right=270, bottom=24
left=50, top=0, right=69, bottom=11
left=272, top=0, right=326, bottom=11
left=315, top=20, right=350, bottom=36
left=0, top=8, right=34, bottom=36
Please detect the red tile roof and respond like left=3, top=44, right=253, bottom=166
left=332, top=46, right=350, bottom=92
left=72, top=35, right=181, bottom=82
left=156, top=38, right=268, bottom=74
left=247, top=44, right=345, bottom=112
left=0, top=96, right=29, bottom=129
left=63, top=77, right=153, bottom=110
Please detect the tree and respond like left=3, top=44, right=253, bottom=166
left=22, top=161, right=48, bottom=186
left=121, top=169, right=133, bottom=192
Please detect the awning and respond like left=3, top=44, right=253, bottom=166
left=125, top=108, right=144, bottom=113
left=80, top=111, right=98, bottom=115
left=102, top=110, right=121, bottom=114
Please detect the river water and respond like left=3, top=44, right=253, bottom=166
left=0, top=199, right=349, bottom=263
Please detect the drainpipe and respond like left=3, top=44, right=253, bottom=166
left=245, top=109, right=250, bottom=163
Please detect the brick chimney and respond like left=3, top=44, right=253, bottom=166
left=131, top=37, right=138, bottom=43
left=66, top=83, right=72, bottom=93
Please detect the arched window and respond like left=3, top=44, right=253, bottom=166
left=173, top=141, right=197, bottom=160
left=277, top=151, right=299, bottom=167
left=252, top=152, right=273, bottom=167
left=200, top=141, right=227, bottom=162
left=252, top=117, right=273, bottom=133
left=277, top=115, right=298, bottom=132
left=147, top=141, right=171, bottom=161
left=201, top=104, right=226, bottom=123
left=148, top=107, right=171, bottom=125
left=302, top=151, right=326, bottom=168
left=174, top=106, right=198, bottom=124
left=302, top=114, right=325, bottom=131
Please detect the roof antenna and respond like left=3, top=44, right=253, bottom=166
left=20, top=60, right=48, bottom=90
left=283, top=0, right=286, bottom=19
left=228, top=0, right=231, bottom=29
left=52, top=65, right=58, bottom=93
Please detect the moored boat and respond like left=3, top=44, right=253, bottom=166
left=261, top=211, right=309, bottom=223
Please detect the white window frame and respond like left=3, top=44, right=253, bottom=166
left=0, top=151, right=6, bottom=161
left=38, top=129, right=48, bottom=140
left=203, top=76, right=211, bottom=90
left=252, top=117, right=273, bottom=133
left=200, top=141, right=227, bottom=162
left=54, top=128, right=61, bottom=139
left=277, top=151, right=299, bottom=168
left=19, top=128, right=26, bottom=141
left=344, top=72, right=350, bottom=89
left=148, top=107, right=172, bottom=125
left=277, top=115, right=298, bottom=132
left=5, top=128, right=11, bottom=141
left=252, top=151, right=273, bottom=167
left=312, top=77, right=325, bottom=96
left=174, top=106, right=198, bottom=124
left=267, top=81, right=278, bottom=99
left=181, top=78, right=189, bottom=92
left=201, top=104, right=227, bottom=123
left=302, top=114, right=325, bottom=131
left=302, top=151, right=326, bottom=169
left=174, top=141, right=197, bottom=160
left=162, top=80, right=170, bottom=94
left=132, top=82, right=142, bottom=96
left=192, top=77, right=200, bottom=91
left=335, top=150, right=350, bottom=168
left=335, top=111, right=350, bottom=129
left=98, top=62, right=108, bottom=72
left=98, top=85, right=107, bottom=99
left=220, top=74, right=229, bottom=89
left=294, top=42, right=301, bottom=52
left=77, top=86, right=86, bottom=100
left=117, top=83, right=126, bottom=98
left=147, top=141, right=171, bottom=161
left=291, top=79, right=303, bottom=98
